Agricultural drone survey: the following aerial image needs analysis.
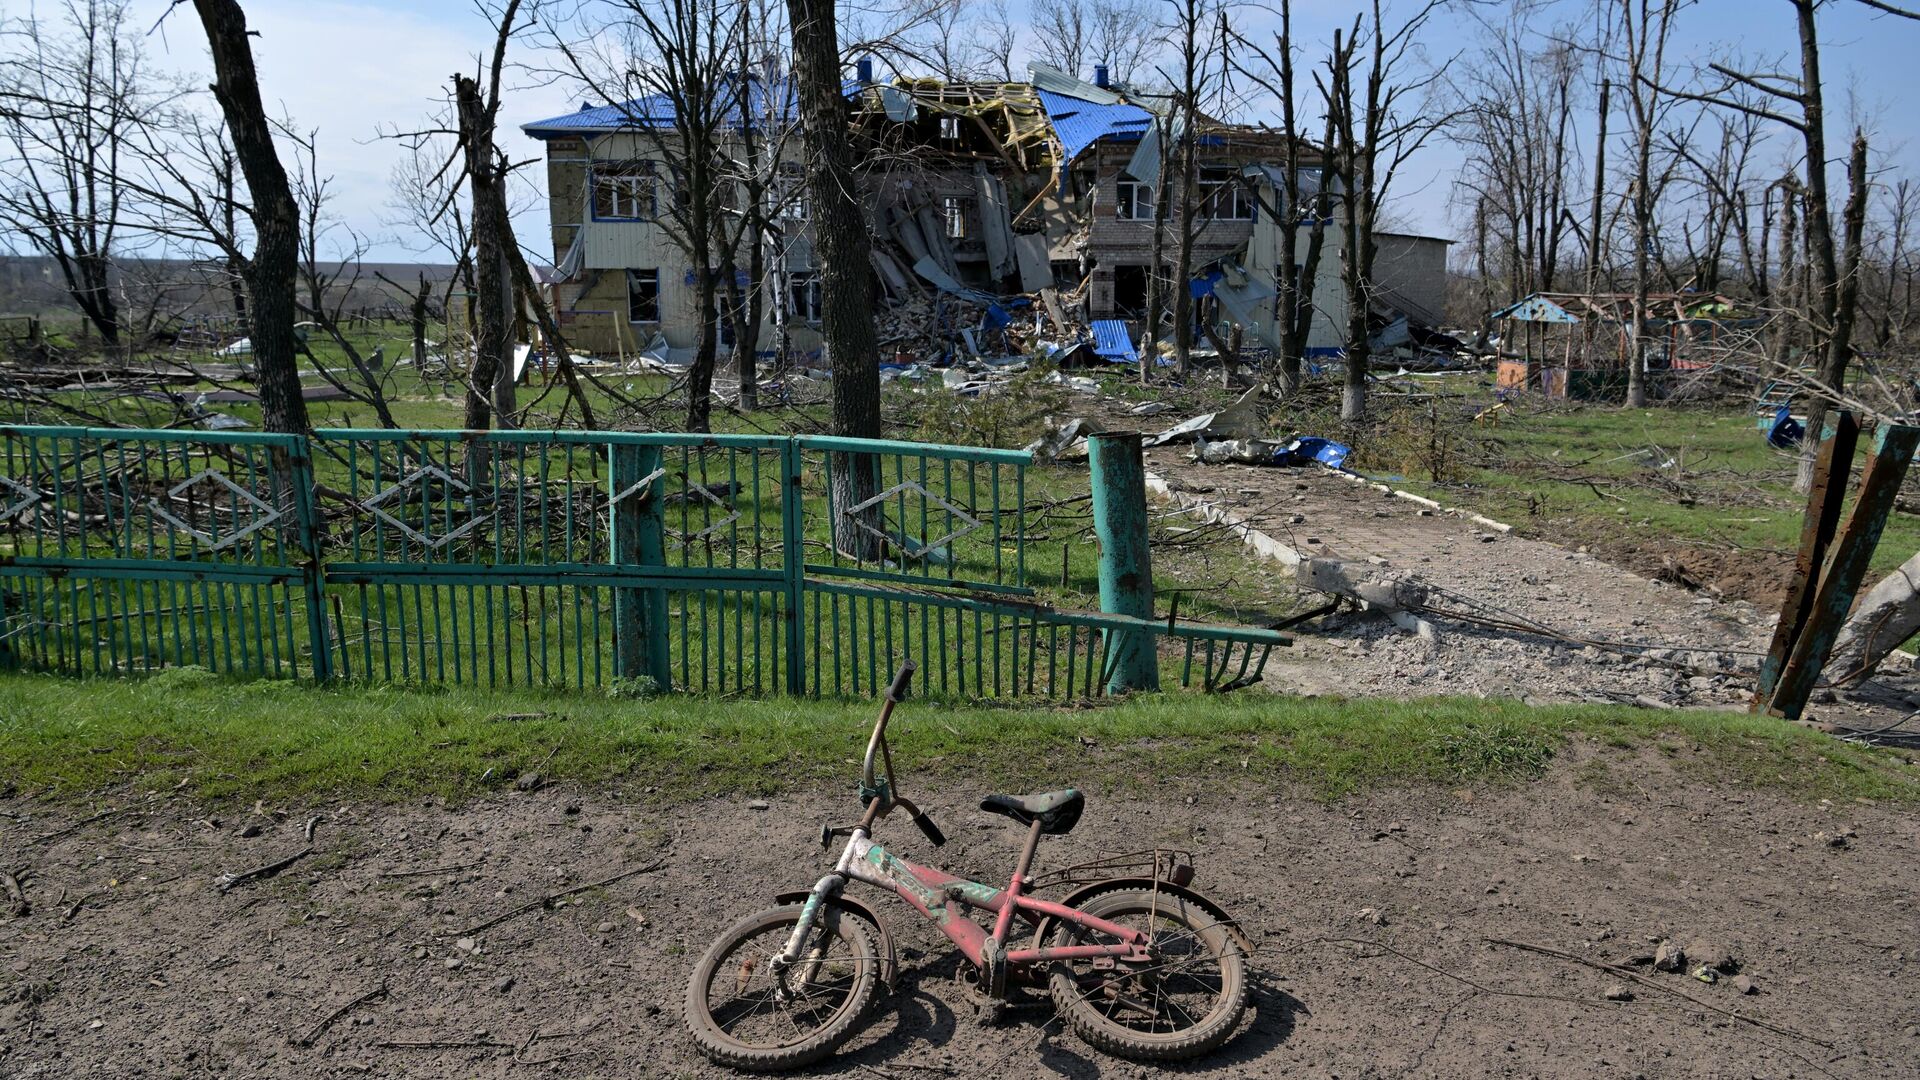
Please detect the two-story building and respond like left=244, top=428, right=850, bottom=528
left=520, top=63, right=1447, bottom=367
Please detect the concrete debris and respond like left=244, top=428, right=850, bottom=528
left=1297, top=557, right=1437, bottom=641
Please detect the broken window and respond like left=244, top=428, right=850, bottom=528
left=1115, top=179, right=1154, bottom=221
left=943, top=196, right=967, bottom=239
left=627, top=269, right=661, bottom=323
left=1200, top=168, right=1255, bottom=221
left=1113, top=264, right=1152, bottom=316
left=593, top=162, right=657, bottom=221
left=788, top=271, right=822, bottom=323
left=939, top=115, right=961, bottom=140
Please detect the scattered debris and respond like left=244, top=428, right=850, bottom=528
left=216, top=816, right=323, bottom=893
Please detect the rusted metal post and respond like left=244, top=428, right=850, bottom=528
left=1766, top=422, right=1920, bottom=720
left=1087, top=431, right=1159, bottom=693
left=611, top=444, right=671, bottom=690
left=1755, top=411, right=1858, bottom=705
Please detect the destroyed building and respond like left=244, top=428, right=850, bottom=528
left=522, top=63, right=1449, bottom=368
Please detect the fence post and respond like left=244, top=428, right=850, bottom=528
left=287, top=435, right=333, bottom=682
left=1087, top=431, right=1159, bottom=693
left=611, top=443, right=671, bottom=690
left=782, top=439, right=807, bottom=695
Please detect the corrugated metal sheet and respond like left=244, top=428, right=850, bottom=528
left=1091, top=319, right=1139, bottom=363
left=1035, top=89, right=1152, bottom=164
left=523, top=77, right=859, bottom=138
left=1490, top=294, right=1581, bottom=324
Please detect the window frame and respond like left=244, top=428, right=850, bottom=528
left=787, top=270, right=822, bottom=324
left=593, top=162, right=659, bottom=222
left=1199, top=168, right=1255, bottom=222
left=627, top=268, right=661, bottom=324
left=1114, top=178, right=1155, bottom=221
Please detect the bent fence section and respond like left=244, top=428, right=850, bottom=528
left=0, top=426, right=1285, bottom=700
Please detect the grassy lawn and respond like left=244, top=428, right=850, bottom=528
left=1, top=669, right=1913, bottom=806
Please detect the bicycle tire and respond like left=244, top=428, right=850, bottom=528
left=684, top=902, right=879, bottom=1072
left=1047, top=887, right=1247, bottom=1061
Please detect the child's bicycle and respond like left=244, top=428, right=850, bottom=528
left=684, top=661, right=1252, bottom=1071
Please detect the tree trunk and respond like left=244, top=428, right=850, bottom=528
left=191, top=0, right=309, bottom=435
left=785, top=0, right=882, bottom=553
left=455, top=73, right=514, bottom=432
left=1826, top=547, right=1920, bottom=686
left=411, top=272, right=430, bottom=370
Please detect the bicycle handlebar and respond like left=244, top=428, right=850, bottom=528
left=886, top=661, right=917, bottom=703
left=861, top=661, right=917, bottom=793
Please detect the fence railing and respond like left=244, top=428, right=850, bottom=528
left=0, top=425, right=1286, bottom=700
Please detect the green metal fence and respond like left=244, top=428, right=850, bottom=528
left=0, top=425, right=1285, bottom=699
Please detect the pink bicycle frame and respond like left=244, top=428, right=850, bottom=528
left=840, top=833, right=1153, bottom=969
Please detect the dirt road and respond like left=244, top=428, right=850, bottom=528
left=3, top=745, right=1914, bottom=1078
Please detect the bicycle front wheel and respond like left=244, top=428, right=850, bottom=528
left=683, top=902, right=879, bottom=1072
left=1047, top=887, right=1247, bottom=1061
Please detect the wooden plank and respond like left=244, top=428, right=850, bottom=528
left=1765, top=422, right=1920, bottom=720
left=1753, top=411, right=1858, bottom=705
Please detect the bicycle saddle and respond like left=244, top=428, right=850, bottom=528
left=980, top=789, right=1084, bottom=835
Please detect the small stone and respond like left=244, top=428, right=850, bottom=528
left=1355, top=906, right=1387, bottom=926
left=1653, top=941, right=1686, bottom=973
left=455, top=937, right=479, bottom=953
left=514, top=772, right=545, bottom=792
left=564, top=803, right=581, bottom=816
left=492, top=976, right=515, bottom=993
left=597, top=921, right=616, bottom=934
left=1604, top=985, right=1634, bottom=1002
left=238, top=823, right=262, bottom=839
left=443, top=957, right=461, bottom=970
left=1732, top=975, right=1756, bottom=995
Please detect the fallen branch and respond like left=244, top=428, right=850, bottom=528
left=294, top=981, right=387, bottom=1047
left=28, top=805, right=132, bottom=847
left=453, top=856, right=667, bottom=938
left=1485, top=937, right=1833, bottom=1049
left=376, top=1038, right=514, bottom=1051
left=2, top=868, right=28, bottom=917
left=61, top=890, right=104, bottom=922
left=217, top=816, right=324, bottom=893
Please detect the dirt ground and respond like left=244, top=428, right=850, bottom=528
left=2, top=745, right=1915, bottom=1079
left=1131, top=430, right=1920, bottom=738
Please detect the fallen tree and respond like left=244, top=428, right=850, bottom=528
left=1825, top=549, right=1920, bottom=685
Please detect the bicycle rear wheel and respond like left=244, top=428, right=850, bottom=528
left=1047, top=887, right=1247, bottom=1061
left=684, top=902, right=879, bottom=1072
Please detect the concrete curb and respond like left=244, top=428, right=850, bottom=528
left=1320, top=466, right=1516, bottom=533
left=1143, top=469, right=1304, bottom=568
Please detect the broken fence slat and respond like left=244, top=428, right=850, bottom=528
left=1755, top=412, right=1858, bottom=704
left=1765, top=422, right=1920, bottom=721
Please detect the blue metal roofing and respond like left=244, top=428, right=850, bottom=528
left=1034, top=89, right=1152, bottom=163
left=1090, top=319, right=1140, bottom=363
left=523, top=77, right=864, bottom=138
left=1489, top=294, right=1581, bottom=324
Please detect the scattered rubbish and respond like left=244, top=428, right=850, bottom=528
left=1766, top=405, right=1804, bottom=449
left=1129, top=401, right=1171, bottom=416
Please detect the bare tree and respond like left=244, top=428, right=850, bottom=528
left=1227, top=0, right=1335, bottom=395
left=1652, top=0, right=1919, bottom=488
left=786, top=0, right=883, bottom=549
left=1616, top=0, right=1684, bottom=408
left=180, top=0, right=309, bottom=434
left=450, top=0, right=525, bottom=432
left=1444, top=9, right=1583, bottom=304
left=0, top=0, right=177, bottom=348
left=1320, top=0, right=1452, bottom=422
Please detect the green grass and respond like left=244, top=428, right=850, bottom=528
left=1386, top=395, right=1920, bottom=581
left=1, top=669, right=1913, bottom=806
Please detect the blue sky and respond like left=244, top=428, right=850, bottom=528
left=131, top=0, right=1920, bottom=261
